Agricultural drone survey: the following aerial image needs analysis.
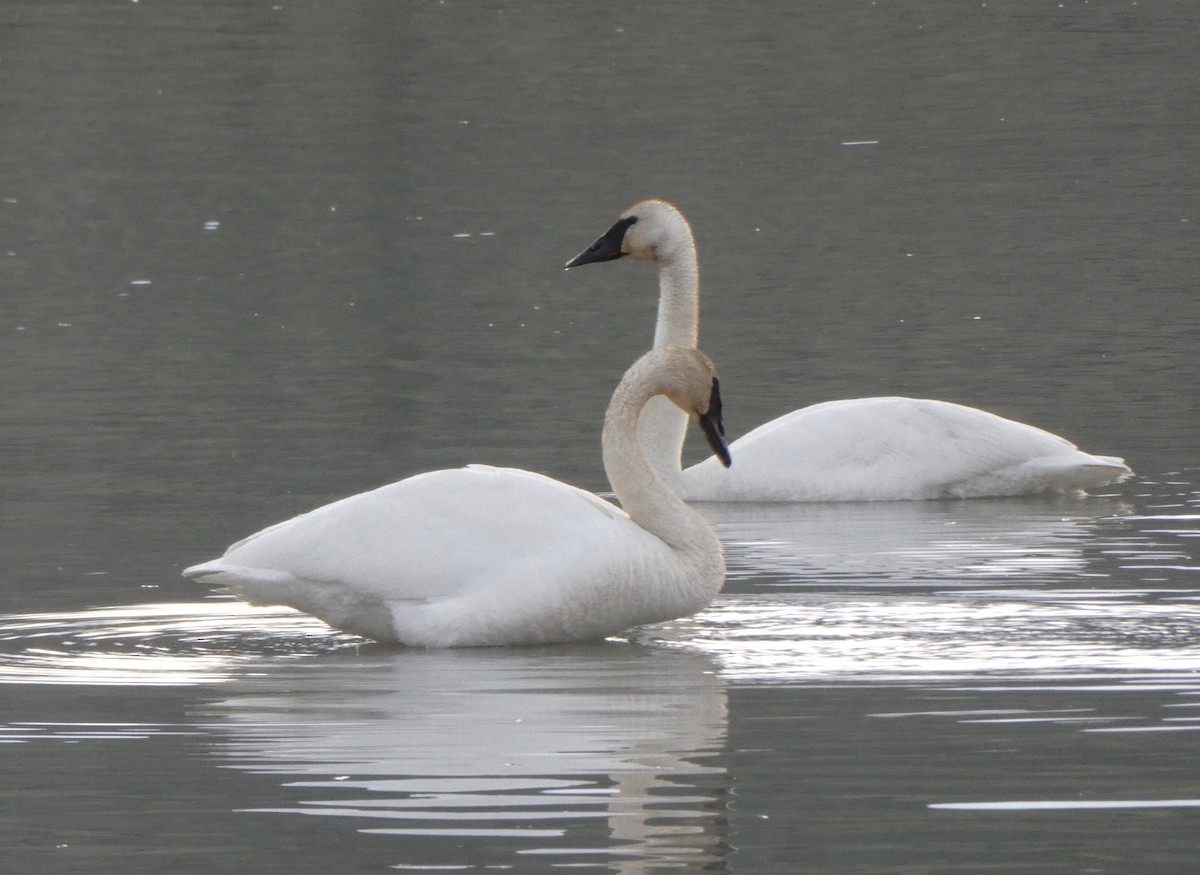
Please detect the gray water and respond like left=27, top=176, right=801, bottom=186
left=2, top=1, right=1198, bottom=872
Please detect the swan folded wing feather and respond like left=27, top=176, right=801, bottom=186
left=184, top=464, right=641, bottom=605
left=393, top=525, right=699, bottom=647
left=187, top=464, right=696, bottom=646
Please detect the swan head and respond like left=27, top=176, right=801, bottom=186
left=650, top=346, right=730, bottom=469
left=565, top=199, right=695, bottom=269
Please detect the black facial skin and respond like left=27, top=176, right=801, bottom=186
left=564, top=216, right=638, bottom=269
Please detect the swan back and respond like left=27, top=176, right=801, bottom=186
left=680, top=397, right=1132, bottom=501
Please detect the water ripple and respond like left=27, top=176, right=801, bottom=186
left=0, top=600, right=355, bottom=685
left=3, top=587, right=1200, bottom=689
left=639, top=592, right=1200, bottom=684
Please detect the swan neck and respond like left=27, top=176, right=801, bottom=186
left=603, top=373, right=710, bottom=552
left=641, top=240, right=699, bottom=480
left=638, top=394, right=688, bottom=486
left=651, top=251, right=700, bottom=349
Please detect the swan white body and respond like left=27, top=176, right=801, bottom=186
left=567, top=199, right=1132, bottom=502
left=184, top=346, right=730, bottom=647
left=663, top=395, right=1128, bottom=501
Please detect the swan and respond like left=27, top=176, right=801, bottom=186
left=183, top=345, right=731, bottom=647
left=566, top=199, right=1132, bottom=502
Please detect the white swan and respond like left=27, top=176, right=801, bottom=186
left=566, top=199, right=1132, bottom=502
left=183, top=345, right=731, bottom=647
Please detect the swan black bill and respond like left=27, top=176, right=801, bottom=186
left=699, top=377, right=731, bottom=468
left=564, top=215, right=638, bottom=269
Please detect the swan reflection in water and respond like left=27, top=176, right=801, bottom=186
left=197, top=645, right=731, bottom=871
left=697, top=496, right=1132, bottom=585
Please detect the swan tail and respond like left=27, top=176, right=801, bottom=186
left=1052, top=455, right=1134, bottom=491
left=946, top=455, right=1133, bottom=498
left=1091, top=456, right=1134, bottom=482
left=181, top=562, right=399, bottom=642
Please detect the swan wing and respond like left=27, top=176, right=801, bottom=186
left=184, top=464, right=710, bottom=645
left=681, top=397, right=1131, bottom=501
left=184, top=464, right=633, bottom=602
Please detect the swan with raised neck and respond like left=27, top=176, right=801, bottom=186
left=566, top=200, right=702, bottom=485
left=567, top=199, right=1132, bottom=501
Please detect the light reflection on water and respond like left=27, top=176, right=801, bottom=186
left=643, top=592, right=1200, bottom=683
left=930, top=799, right=1200, bottom=811
left=0, top=601, right=356, bottom=685
left=4, top=593, right=1195, bottom=869
left=0, top=486, right=1198, bottom=869
left=1, top=484, right=1197, bottom=689
left=0, top=721, right=204, bottom=743
left=2, top=585, right=1198, bottom=689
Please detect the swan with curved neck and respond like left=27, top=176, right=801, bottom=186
left=566, top=199, right=1131, bottom=501
left=184, top=345, right=730, bottom=646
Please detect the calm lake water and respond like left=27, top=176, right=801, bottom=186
left=2, top=1, right=1198, bottom=872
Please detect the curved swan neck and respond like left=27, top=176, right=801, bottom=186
left=638, top=394, right=689, bottom=488
left=603, top=358, right=712, bottom=551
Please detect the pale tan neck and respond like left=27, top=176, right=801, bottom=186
left=651, top=254, right=700, bottom=348
left=643, top=250, right=700, bottom=480
left=603, top=366, right=709, bottom=552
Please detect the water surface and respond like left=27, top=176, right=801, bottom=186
left=2, top=1, right=1198, bottom=872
